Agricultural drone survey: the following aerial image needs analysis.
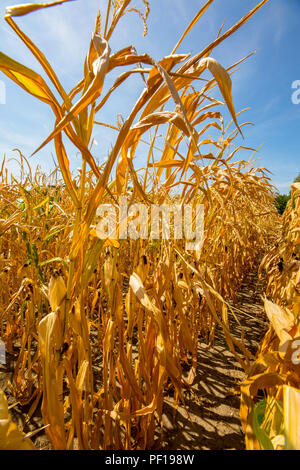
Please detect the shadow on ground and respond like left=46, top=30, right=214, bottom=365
left=162, top=268, right=269, bottom=450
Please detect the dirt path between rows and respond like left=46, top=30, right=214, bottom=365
left=0, top=266, right=268, bottom=450
left=162, top=267, right=269, bottom=450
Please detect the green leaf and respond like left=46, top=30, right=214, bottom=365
left=39, top=257, right=69, bottom=269
left=253, top=399, right=274, bottom=450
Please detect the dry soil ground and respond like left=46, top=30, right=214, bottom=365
left=161, top=268, right=268, bottom=450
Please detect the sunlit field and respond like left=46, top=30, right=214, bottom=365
left=0, top=0, right=299, bottom=451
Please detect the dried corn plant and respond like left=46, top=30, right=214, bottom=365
left=241, top=183, right=300, bottom=450
left=0, top=0, right=279, bottom=450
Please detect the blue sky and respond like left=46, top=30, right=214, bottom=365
left=0, top=0, right=299, bottom=193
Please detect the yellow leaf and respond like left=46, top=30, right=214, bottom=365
left=0, top=391, right=36, bottom=450
left=5, top=0, right=74, bottom=18
left=200, top=57, right=243, bottom=137
left=264, top=298, right=295, bottom=346
left=284, top=385, right=300, bottom=450
left=48, top=272, right=67, bottom=312
left=0, top=51, right=58, bottom=105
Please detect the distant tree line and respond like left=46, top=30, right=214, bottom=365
left=274, top=173, right=300, bottom=215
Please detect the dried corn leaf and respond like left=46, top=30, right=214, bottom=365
left=0, top=391, right=36, bottom=450
left=283, top=385, right=300, bottom=450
